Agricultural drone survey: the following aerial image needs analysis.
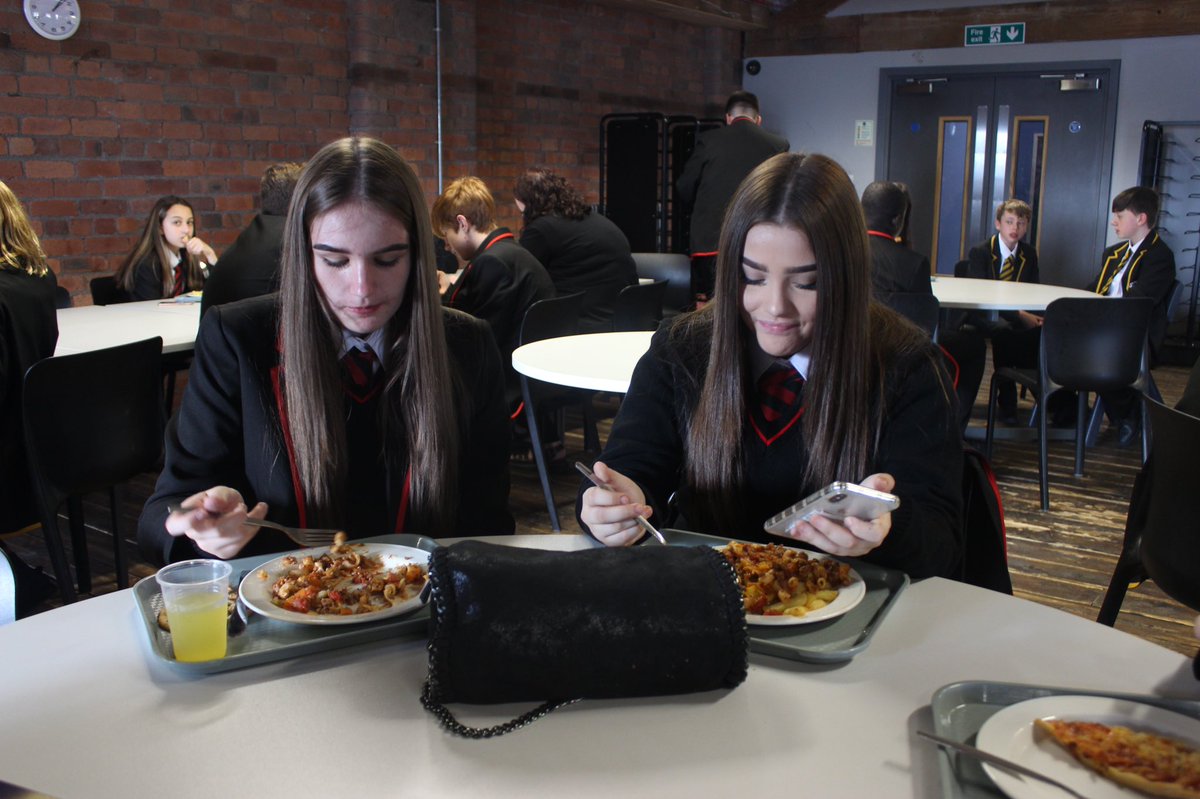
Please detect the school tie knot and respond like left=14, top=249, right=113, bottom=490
left=999, top=254, right=1016, bottom=282
left=341, top=346, right=381, bottom=403
left=751, top=362, right=805, bottom=443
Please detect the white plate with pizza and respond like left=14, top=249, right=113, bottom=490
left=239, top=543, right=430, bottom=626
left=717, top=541, right=866, bottom=626
left=975, top=694, right=1200, bottom=799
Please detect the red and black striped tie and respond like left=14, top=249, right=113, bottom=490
left=751, top=362, right=804, bottom=442
left=172, top=262, right=185, bottom=296
left=341, top=346, right=381, bottom=403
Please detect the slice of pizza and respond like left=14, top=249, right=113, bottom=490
left=1034, top=717, right=1200, bottom=799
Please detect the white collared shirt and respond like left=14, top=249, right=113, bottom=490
left=339, top=328, right=387, bottom=366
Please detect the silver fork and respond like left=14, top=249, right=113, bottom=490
left=167, top=503, right=341, bottom=549
left=916, top=730, right=1089, bottom=799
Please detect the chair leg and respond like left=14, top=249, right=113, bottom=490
left=1038, top=389, right=1050, bottom=511
left=109, top=486, right=129, bottom=590
left=38, top=513, right=77, bottom=604
left=67, top=496, right=91, bottom=594
left=1140, top=395, right=1151, bottom=464
left=984, top=377, right=998, bottom=459
left=1073, top=392, right=1088, bottom=478
left=521, top=377, right=561, bottom=532
left=1097, top=552, right=1145, bottom=626
left=582, top=396, right=600, bottom=453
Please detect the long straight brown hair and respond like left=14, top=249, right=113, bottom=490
left=115, top=195, right=206, bottom=295
left=278, top=137, right=458, bottom=531
left=683, top=152, right=934, bottom=530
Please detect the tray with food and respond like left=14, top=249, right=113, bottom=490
left=134, top=533, right=438, bottom=674
left=663, top=529, right=908, bottom=663
left=929, top=680, right=1200, bottom=798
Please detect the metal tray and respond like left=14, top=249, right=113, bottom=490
left=664, top=529, right=909, bottom=663
left=133, top=533, right=438, bottom=675
left=929, top=680, right=1200, bottom=798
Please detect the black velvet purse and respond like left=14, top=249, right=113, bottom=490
left=420, top=540, right=749, bottom=738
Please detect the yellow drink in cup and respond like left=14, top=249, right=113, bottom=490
left=155, top=559, right=232, bottom=663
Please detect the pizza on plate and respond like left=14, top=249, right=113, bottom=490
left=1035, top=717, right=1200, bottom=798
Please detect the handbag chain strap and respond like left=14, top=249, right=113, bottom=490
left=420, top=679, right=579, bottom=739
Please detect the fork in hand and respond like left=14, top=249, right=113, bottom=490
left=167, top=503, right=342, bottom=549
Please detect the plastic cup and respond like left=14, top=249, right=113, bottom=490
left=155, top=559, right=232, bottom=662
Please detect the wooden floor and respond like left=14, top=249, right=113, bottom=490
left=8, top=360, right=1199, bottom=657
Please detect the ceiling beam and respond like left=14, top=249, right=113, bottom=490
left=592, top=0, right=769, bottom=31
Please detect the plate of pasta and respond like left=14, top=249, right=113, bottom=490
left=239, top=542, right=429, bottom=626
left=718, top=541, right=866, bottom=626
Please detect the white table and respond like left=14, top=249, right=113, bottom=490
left=0, top=534, right=1195, bottom=799
left=55, top=299, right=201, bottom=356
left=512, top=331, right=653, bottom=393
left=931, top=275, right=1097, bottom=311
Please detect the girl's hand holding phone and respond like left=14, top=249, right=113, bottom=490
left=780, top=473, right=896, bottom=558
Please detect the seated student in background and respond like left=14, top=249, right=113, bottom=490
left=139, top=137, right=514, bottom=565
left=431, top=176, right=555, bottom=397
left=201, top=163, right=302, bottom=316
left=0, top=180, right=60, bottom=614
left=513, top=168, right=637, bottom=333
left=968, top=199, right=1040, bottom=424
left=578, top=153, right=962, bottom=579
left=991, top=187, right=1176, bottom=444
left=114, top=196, right=218, bottom=301
left=861, top=180, right=985, bottom=432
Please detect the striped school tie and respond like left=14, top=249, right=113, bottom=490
left=341, top=346, right=382, bottom=403
left=751, top=362, right=804, bottom=442
left=998, top=254, right=1016, bottom=282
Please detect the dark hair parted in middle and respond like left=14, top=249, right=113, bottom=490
left=679, top=152, right=943, bottom=530
left=513, top=167, right=589, bottom=224
left=278, top=136, right=458, bottom=531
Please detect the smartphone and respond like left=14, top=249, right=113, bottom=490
left=763, top=482, right=900, bottom=536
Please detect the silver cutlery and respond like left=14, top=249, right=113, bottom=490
left=167, top=503, right=341, bottom=548
left=916, top=729, right=1089, bottom=799
left=574, top=461, right=668, bottom=545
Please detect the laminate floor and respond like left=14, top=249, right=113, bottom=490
left=8, top=360, right=1199, bottom=657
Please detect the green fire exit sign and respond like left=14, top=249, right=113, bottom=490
left=964, top=23, right=1026, bottom=46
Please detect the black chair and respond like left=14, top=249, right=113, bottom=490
left=984, top=297, right=1154, bottom=511
left=631, top=253, right=692, bottom=319
left=878, top=291, right=939, bottom=341
left=517, top=293, right=592, bottom=531
left=953, top=259, right=970, bottom=278
left=612, top=280, right=666, bottom=332
left=1097, top=398, right=1200, bottom=625
left=23, top=337, right=165, bottom=602
left=53, top=285, right=72, bottom=309
left=89, top=275, right=123, bottom=306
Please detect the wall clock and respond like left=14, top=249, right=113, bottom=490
left=24, top=0, right=82, bottom=41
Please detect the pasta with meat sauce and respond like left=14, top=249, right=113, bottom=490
left=264, top=537, right=426, bottom=616
left=721, top=541, right=854, bottom=617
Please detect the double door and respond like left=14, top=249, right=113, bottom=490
left=880, top=62, right=1118, bottom=287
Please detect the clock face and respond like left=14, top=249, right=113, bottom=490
left=24, top=0, right=82, bottom=41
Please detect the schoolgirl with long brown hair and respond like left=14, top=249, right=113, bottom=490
left=115, top=195, right=217, bottom=300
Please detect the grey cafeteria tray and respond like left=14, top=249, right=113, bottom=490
left=134, top=533, right=438, bottom=675
left=664, top=528, right=909, bottom=663
left=929, top=680, right=1200, bottom=798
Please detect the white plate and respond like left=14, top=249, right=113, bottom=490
left=718, top=544, right=866, bottom=626
left=975, top=694, right=1200, bottom=799
left=239, top=543, right=429, bottom=626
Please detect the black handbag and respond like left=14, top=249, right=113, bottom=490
left=420, top=540, right=749, bottom=737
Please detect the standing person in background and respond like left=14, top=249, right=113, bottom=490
left=139, top=137, right=513, bottom=565
left=201, top=163, right=302, bottom=316
left=513, top=167, right=637, bottom=333
left=115, top=196, right=218, bottom=301
left=0, top=180, right=60, bottom=614
left=861, top=181, right=985, bottom=431
left=431, top=176, right=555, bottom=403
left=676, top=90, right=789, bottom=305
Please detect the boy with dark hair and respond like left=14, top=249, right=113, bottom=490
left=431, top=176, right=555, bottom=396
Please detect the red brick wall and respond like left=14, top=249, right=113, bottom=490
left=1, top=0, right=741, bottom=302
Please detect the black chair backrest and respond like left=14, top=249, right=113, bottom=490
left=1165, top=278, right=1184, bottom=320
left=90, top=275, right=121, bottom=306
left=631, top=253, right=691, bottom=317
left=23, top=337, right=165, bottom=503
left=54, top=285, right=72, bottom=309
left=1135, top=398, right=1200, bottom=613
left=519, top=292, right=585, bottom=347
left=878, top=291, right=939, bottom=339
left=1041, top=296, right=1153, bottom=392
left=612, top=280, right=666, bottom=332
left=953, top=259, right=969, bottom=278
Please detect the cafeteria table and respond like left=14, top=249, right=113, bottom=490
left=512, top=331, right=653, bottom=393
left=55, top=298, right=201, bottom=356
left=0, top=534, right=1196, bottom=799
left=930, top=275, right=1097, bottom=311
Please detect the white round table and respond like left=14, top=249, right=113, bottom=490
left=931, top=275, right=1097, bottom=311
left=512, top=331, right=653, bottom=393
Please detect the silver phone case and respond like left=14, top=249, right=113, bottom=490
left=762, top=482, right=900, bottom=536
